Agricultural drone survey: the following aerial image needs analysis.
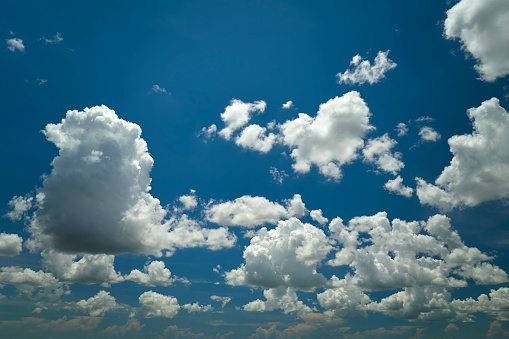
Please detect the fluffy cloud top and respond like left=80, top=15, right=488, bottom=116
left=218, top=99, right=266, bottom=140
left=235, top=124, right=277, bottom=153
left=138, top=291, right=180, bottom=318
left=337, top=50, right=397, bottom=85
left=395, top=122, right=408, bottom=137
left=384, top=176, right=413, bottom=198
left=444, top=0, right=509, bottom=81
left=280, top=91, right=374, bottom=180
left=282, top=101, right=294, bottom=109
left=418, top=126, right=441, bottom=142
left=243, top=286, right=313, bottom=316
left=417, top=98, right=509, bottom=211
left=126, top=261, right=177, bottom=287
left=0, top=233, right=23, bottom=256
left=6, top=38, right=24, bottom=52
left=23, top=106, right=234, bottom=256
left=362, top=134, right=404, bottom=175
left=205, top=194, right=306, bottom=228
left=75, top=291, right=119, bottom=316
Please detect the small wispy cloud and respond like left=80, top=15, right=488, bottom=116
left=37, top=79, right=48, bottom=86
left=152, top=85, right=168, bottom=94
left=282, top=100, right=294, bottom=109
left=42, top=32, right=63, bottom=44
left=337, top=50, right=397, bottom=85
left=6, top=38, right=24, bottom=52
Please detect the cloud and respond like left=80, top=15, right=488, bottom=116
left=179, top=191, right=198, bottom=211
left=0, top=266, right=67, bottom=301
left=5, top=195, right=33, bottom=221
left=151, top=84, right=167, bottom=94
left=182, top=302, right=212, bottom=313
left=279, top=91, right=374, bottom=180
left=126, top=261, right=178, bottom=287
left=452, top=287, right=509, bottom=321
left=362, top=134, right=404, bottom=175
left=210, top=295, right=231, bottom=308
left=395, top=122, right=409, bottom=136
left=270, top=167, right=288, bottom=184
left=444, top=323, right=459, bottom=333
left=101, top=318, right=144, bottom=336
left=138, top=291, right=180, bottom=318
left=235, top=124, right=277, bottom=153
left=42, top=32, right=63, bottom=44
left=487, top=321, right=509, bottom=338
left=0, top=233, right=23, bottom=256
left=416, top=98, right=509, bottom=211
left=384, top=176, right=414, bottom=198
left=75, top=290, right=120, bottom=316
left=418, top=126, right=441, bottom=142
left=444, top=0, right=509, bottom=81
left=310, top=209, right=328, bottom=225
left=282, top=101, right=294, bottom=109
left=218, top=99, right=267, bottom=140
left=37, top=79, right=48, bottom=86
left=317, top=278, right=371, bottom=319
left=225, top=218, right=332, bottom=290
left=198, top=124, right=217, bottom=141
left=205, top=194, right=306, bottom=228
left=22, top=106, right=235, bottom=256
left=6, top=38, right=24, bottom=52
left=337, top=50, right=397, bottom=85
left=243, top=287, right=313, bottom=316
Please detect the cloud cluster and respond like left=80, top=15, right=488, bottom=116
left=444, top=0, right=509, bottom=81
left=417, top=98, right=509, bottom=211
left=362, top=134, right=404, bottom=175
left=218, top=99, right=267, bottom=140
left=0, top=233, right=23, bottom=256
left=75, top=291, right=120, bottom=316
left=337, top=50, right=397, bottom=85
left=6, top=38, right=24, bottom=52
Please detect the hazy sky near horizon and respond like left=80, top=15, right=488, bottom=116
left=2, top=0, right=509, bottom=338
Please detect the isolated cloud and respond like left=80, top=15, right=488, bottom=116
left=395, top=122, right=408, bottom=136
left=235, top=124, right=277, bottom=153
left=182, top=302, right=212, bottom=313
left=126, top=261, right=177, bottom=287
left=218, top=99, right=266, bottom=140
left=75, top=291, right=119, bottom=316
left=384, top=176, right=414, bottom=198
left=270, top=167, right=288, bottom=184
left=362, top=134, right=404, bottom=175
left=151, top=85, right=167, bottom=94
left=6, top=38, right=24, bottom=52
left=6, top=195, right=33, bottom=221
left=198, top=124, right=217, bottom=141
left=337, top=50, right=397, bottom=85
left=282, top=101, right=294, bottom=109
left=42, top=32, right=63, bottom=44
left=418, top=126, right=441, bottom=142
left=23, top=106, right=235, bottom=256
left=179, top=191, right=197, bottom=211
left=205, top=194, right=306, bottom=228
left=416, top=98, right=509, bottom=211
left=225, top=217, right=332, bottom=290
left=138, top=291, right=180, bottom=318
left=444, top=0, right=509, bottom=81
left=0, top=233, right=23, bottom=256
left=210, top=295, right=231, bottom=308
left=279, top=91, right=374, bottom=180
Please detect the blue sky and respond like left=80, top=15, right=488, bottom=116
left=1, top=0, right=509, bottom=338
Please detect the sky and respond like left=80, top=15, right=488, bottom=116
left=1, top=0, right=509, bottom=338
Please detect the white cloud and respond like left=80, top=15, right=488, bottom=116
left=395, top=122, right=408, bottom=137
left=42, top=32, right=63, bottom=44
left=444, top=0, right=509, bottom=81
left=416, top=98, right=509, bottom=211
left=23, top=106, right=235, bottom=256
left=418, top=126, right=441, bottom=142
left=452, top=287, right=509, bottom=321
left=6, top=195, right=33, bottom=221
left=42, top=251, right=124, bottom=284
left=179, top=191, right=198, bottom=211
left=37, top=79, right=48, bottom=86
left=310, top=209, right=328, bottom=225
left=218, top=99, right=267, bottom=140
left=243, top=287, right=313, bottom=316
left=317, top=278, right=371, bottom=319
left=182, top=302, right=212, bottom=313
left=0, top=233, right=23, bottom=256
left=225, top=218, right=332, bottom=290
left=151, top=84, right=167, bottom=94
left=75, top=291, right=119, bottom=316
left=270, top=167, right=288, bottom=184
left=138, top=291, right=180, bottom=318
left=210, top=295, right=231, bottom=308
left=0, top=266, right=66, bottom=301
left=384, top=176, right=414, bottom=198
left=337, top=50, right=397, bottom=85
left=282, top=101, right=294, bottom=109
left=235, top=124, right=277, bottom=153
left=362, top=134, right=404, bottom=175
left=415, top=116, right=435, bottom=123
left=6, top=38, right=24, bottom=52
left=198, top=124, right=217, bottom=141
left=279, top=91, right=374, bottom=180
left=126, top=261, right=177, bottom=287
left=205, top=194, right=306, bottom=228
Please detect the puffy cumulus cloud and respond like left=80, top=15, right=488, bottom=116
left=205, top=194, right=306, bottom=228
left=210, top=295, right=231, bottom=308
left=452, top=287, right=509, bottom=321
left=179, top=191, right=198, bottom=211
left=126, top=261, right=177, bottom=287
left=317, top=277, right=371, bottom=319
left=0, top=233, right=23, bottom=256
left=310, top=209, right=328, bottom=225
left=444, top=0, right=509, bottom=81
left=0, top=266, right=67, bottom=301
left=6, top=38, right=24, bottom=52
left=279, top=91, right=374, bottom=180
left=282, top=100, right=294, bottom=109
left=5, top=195, right=33, bottom=221
left=243, top=287, right=313, bottom=316
left=225, top=218, right=332, bottom=290
left=362, top=134, right=404, bottom=175
left=337, top=50, right=397, bottom=85
left=395, top=122, right=409, bottom=137
left=416, top=98, right=509, bottom=211
left=235, top=124, right=277, bottom=153
left=22, top=106, right=234, bottom=256
left=218, top=99, right=267, bottom=140
left=75, top=290, right=120, bottom=316
left=138, top=291, right=180, bottom=318
left=182, top=302, right=212, bottom=313
left=42, top=251, right=123, bottom=284
left=384, top=176, right=414, bottom=198
left=418, top=126, right=441, bottom=142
